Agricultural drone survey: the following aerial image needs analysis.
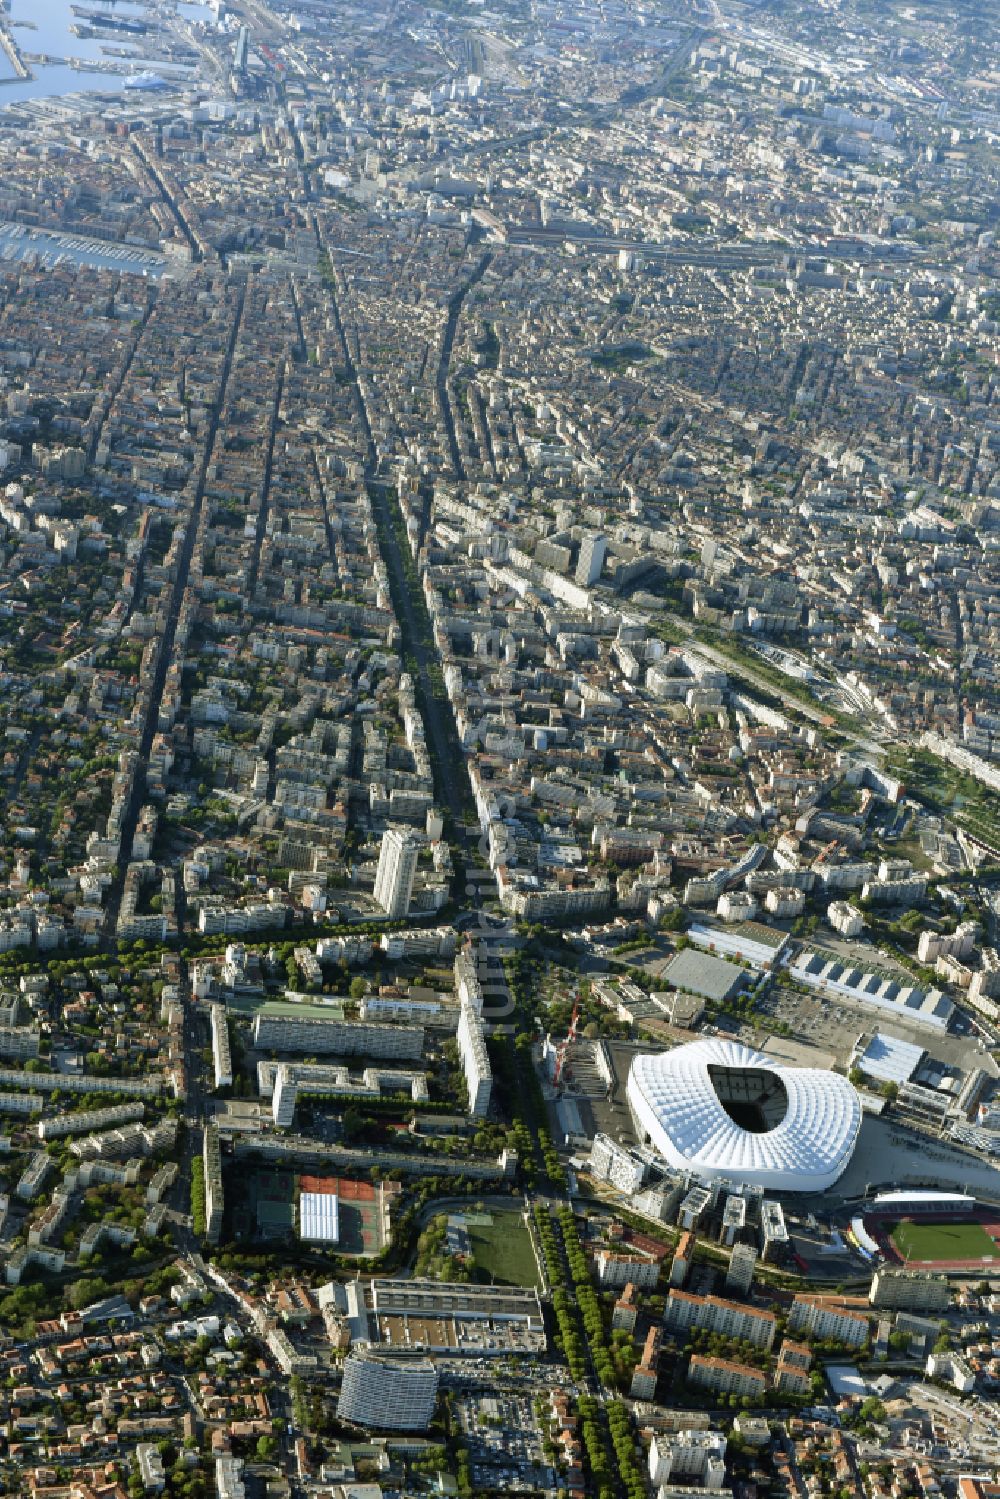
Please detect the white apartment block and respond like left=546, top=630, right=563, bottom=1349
left=215, top=1458, right=245, bottom=1499
left=595, top=1251, right=660, bottom=1291
left=0, top=1026, right=40, bottom=1061
left=917, top=922, right=977, bottom=964
left=576, top=531, right=607, bottom=586
left=649, top=1430, right=727, bottom=1489
left=726, top=1242, right=758, bottom=1297
left=455, top=947, right=484, bottom=1012
left=827, top=901, right=864, bottom=937
left=203, top=1123, right=224, bottom=1246
left=869, top=1269, right=950, bottom=1313
left=267, top=1327, right=318, bottom=1377
left=210, top=1003, right=232, bottom=1090
left=0, top=1066, right=160, bottom=1099
left=38, top=1101, right=145, bottom=1140
left=925, top=1350, right=974, bottom=1393
left=379, top=925, right=455, bottom=959
left=252, top=1013, right=424, bottom=1060
left=197, top=902, right=288, bottom=936
left=788, top=1296, right=868, bottom=1347
left=272, top=1065, right=298, bottom=1128
left=664, top=1291, right=776, bottom=1350
left=16, top=1151, right=53, bottom=1201
left=374, top=828, right=419, bottom=919
left=267, top=1060, right=429, bottom=1128
left=589, top=1132, right=650, bottom=1195
left=457, top=999, right=491, bottom=1117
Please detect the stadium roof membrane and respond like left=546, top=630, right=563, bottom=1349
left=628, top=1038, right=861, bottom=1192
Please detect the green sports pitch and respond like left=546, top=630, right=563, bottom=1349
left=890, top=1218, right=1000, bottom=1264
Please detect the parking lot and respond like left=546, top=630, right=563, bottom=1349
left=750, top=980, right=998, bottom=1080
left=455, top=1389, right=554, bottom=1493
left=750, top=984, right=865, bottom=1066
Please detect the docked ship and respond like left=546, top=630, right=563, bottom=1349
left=124, top=69, right=169, bottom=89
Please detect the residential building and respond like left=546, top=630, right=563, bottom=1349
left=687, top=1354, right=767, bottom=1400
left=203, top=1123, right=224, bottom=1245
left=726, top=1242, right=758, bottom=1297
left=649, top=1429, right=728, bottom=1488
left=373, top=828, right=419, bottom=919
left=589, top=1132, right=651, bottom=1195
left=137, top=1445, right=166, bottom=1493
left=216, top=1458, right=245, bottom=1499
left=38, top=1101, right=145, bottom=1140
left=456, top=998, right=491, bottom=1117
left=828, top=901, right=864, bottom=937
left=774, top=1338, right=812, bottom=1396
left=670, top=1231, right=695, bottom=1288
left=210, top=1002, right=232, bottom=1090
left=925, top=1350, right=974, bottom=1393
left=761, top=1200, right=790, bottom=1262
left=252, top=1013, right=423, bottom=1060
left=631, top=1326, right=662, bottom=1399
left=788, top=1296, right=869, bottom=1348
left=576, top=531, right=607, bottom=586
left=596, top=1251, right=660, bottom=1291
left=664, top=1290, right=776, bottom=1350
left=613, top=1283, right=639, bottom=1332
left=267, top=1327, right=318, bottom=1377
left=869, top=1269, right=950, bottom=1313
left=336, top=1351, right=439, bottom=1430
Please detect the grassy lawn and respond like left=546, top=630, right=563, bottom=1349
left=468, top=1212, right=541, bottom=1288
left=888, top=747, right=1000, bottom=848
left=891, top=1218, right=999, bottom=1263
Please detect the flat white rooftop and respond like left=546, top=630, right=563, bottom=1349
left=858, top=1032, right=926, bottom=1086
left=299, top=1191, right=339, bottom=1243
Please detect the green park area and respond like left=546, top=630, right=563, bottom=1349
left=467, top=1211, right=541, bottom=1289
left=891, top=1218, right=1000, bottom=1264
left=888, top=747, right=1000, bottom=848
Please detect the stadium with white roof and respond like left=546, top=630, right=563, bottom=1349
left=627, top=1038, right=862, bottom=1192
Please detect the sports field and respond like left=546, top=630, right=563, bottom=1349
left=467, top=1212, right=541, bottom=1288
left=890, top=1218, right=1000, bottom=1265
left=298, top=1174, right=386, bottom=1256
left=252, top=1169, right=296, bottom=1238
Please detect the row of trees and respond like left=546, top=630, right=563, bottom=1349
left=555, top=1205, right=618, bottom=1390
left=489, top=1029, right=563, bottom=1188
left=502, top=952, right=566, bottom=1188
left=533, top=1204, right=587, bottom=1381
left=576, top=1395, right=646, bottom=1499
left=533, top=1203, right=641, bottom=1398
left=190, top=1157, right=206, bottom=1238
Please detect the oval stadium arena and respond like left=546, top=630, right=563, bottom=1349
left=627, top=1038, right=862, bottom=1193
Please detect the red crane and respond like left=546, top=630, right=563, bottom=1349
left=552, top=992, right=580, bottom=1090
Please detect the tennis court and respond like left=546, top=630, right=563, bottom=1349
left=298, top=1174, right=389, bottom=1256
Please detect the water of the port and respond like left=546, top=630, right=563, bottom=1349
left=0, top=219, right=171, bottom=277
left=178, top=0, right=216, bottom=22
left=0, top=0, right=209, bottom=106
left=0, top=61, right=127, bottom=104
left=9, top=0, right=147, bottom=64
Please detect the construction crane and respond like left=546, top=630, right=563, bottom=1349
left=552, top=992, right=580, bottom=1092
left=814, top=838, right=838, bottom=865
